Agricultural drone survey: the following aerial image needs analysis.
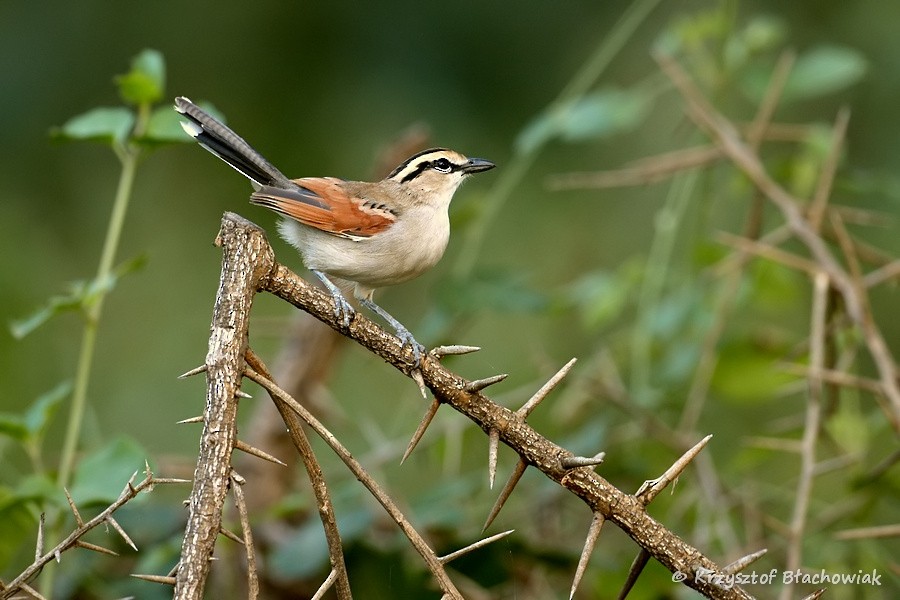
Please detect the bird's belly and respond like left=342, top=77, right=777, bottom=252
left=279, top=219, right=449, bottom=289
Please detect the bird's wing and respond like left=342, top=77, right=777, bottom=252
left=250, top=177, right=397, bottom=239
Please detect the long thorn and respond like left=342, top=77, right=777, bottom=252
left=616, top=548, right=650, bottom=600
left=560, top=452, right=606, bottom=470
left=177, top=415, right=204, bottom=424
left=75, top=539, right=118, bottom=556
left=64, top=488, right=84, bottom=527
left=234, top=439, right=287, bottom=466
left=35, top=512, right=45, bottom=560
left=569, top=512, right=605, bottom=600
left=177, top=364, right=208, bottom=379
left=20, top=582, right=48, bottom=600
left=636, top=434, right=713, bottom=503
left=723, top=548, right=768, bottom=574
left=440, top=529, right=515, bottom=564
left=411, top=368, right=427, bottom=398
left=311, top=568, right=338, bottom=600
left=106, top=516, right=138, bottom=551
left=465, top=373, right=508, bottom=393
left=488, top=429, right=500, bottom=489
left=431, top=344, right=481, bottom=358
left=483, top=458, right=528, bottom=531
left=130, top=573, right=177, bottom=586
left=518, top=358, right=577, bottom=418
left=219, top=526, right=245, bottom=545
left=402, top=398, right=441, bottom=464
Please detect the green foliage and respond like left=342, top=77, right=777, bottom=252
left=3, top=48, right=187, bottom=596
left=10, top=254, right=146, bottom=339
left=69, top=437, right=149, bottom=506
left=115, top=49, right=166, bottom=106
left=0, top=382, right=70, bottom=444
left=742, top=45, right=868, bottom=103
left=52, top=107, right=135, bottom=145
left=516, top=87, right=652, bottom=154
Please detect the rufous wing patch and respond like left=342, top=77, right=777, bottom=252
left=250, top=177, right=396, bottom=238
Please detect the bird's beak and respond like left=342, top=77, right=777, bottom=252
left=462, top=157, right=496, bottom=174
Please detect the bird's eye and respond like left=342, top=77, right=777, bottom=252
left=432, top=158, right=453, bottom=173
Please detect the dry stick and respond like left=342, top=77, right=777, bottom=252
left=236, top=217, right=754, bottom=599
left=808, top=108, right=851, bottom=232
left=242, top=366, right=465, bottom=599
left=780, top=273, right=829, bottom=600
left=2, top=472, right=185, bottom=599
left=174, top=214, right=273, bottom=600
left=655, top=52, right=900, bottom=430
left=230, top=472, right=259, bottom=600
left=244, top=349, right=352, bottom=599
left=679, top=49, right=795, bottom=435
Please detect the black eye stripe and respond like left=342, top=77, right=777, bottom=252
left=398, top=158, right=460, bottom=183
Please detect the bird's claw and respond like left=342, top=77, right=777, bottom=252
left=396, top=327, right=426, bottom=370
left=332, top=293, right=355, bottom=328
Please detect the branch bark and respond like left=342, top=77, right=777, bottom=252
left=174, top=214, right=275, bottom=600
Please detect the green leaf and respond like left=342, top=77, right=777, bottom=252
left=712, top=346, right=795, bottom=403
left=10, top=255, right=147, bottom=339
left=742, top=45, right=867, bottom=103
left=0, top=415, right=28, bottom=441
left=566, top=270, right=632, bottom=330
left=116, top=48, right=166, bottom=105
left=438, top=269, right=547, bottom=314
left=70, top=437, right=148, bottom=506
left=516, top=87, right=651, bottom=153
left=52, top=107, right=135, bottom=144
left=9, top=281, right=88, bottom=339
left=25, top=381, right=71, bottom=437
left=786, top=46, right=868, bottom=100
left=142, top=105, right=191, bottom=143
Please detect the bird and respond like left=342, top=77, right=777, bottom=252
left=174, top=96, right=495, bottom=367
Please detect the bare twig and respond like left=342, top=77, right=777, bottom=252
left=438, top=529, right=515, bottom=564
left=243, top=366, right=463, bottom=599
left=230, top=472, right=258, bottom=600
left=833, top=523, right=900, bottom=540
left=780, top=273, right=829, bottom=600
left=244, top=349, right=352, bottom=599
left=656, top=52, right=900, bottom=429
left=2, top=472, right=184, bottom=599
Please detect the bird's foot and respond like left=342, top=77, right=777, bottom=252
left=395, top=325, right=426, bottom=370
left=330, top=291, right=356, bottom=329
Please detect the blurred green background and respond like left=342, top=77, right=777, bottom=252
left=2, top=0, right=899, bottom=598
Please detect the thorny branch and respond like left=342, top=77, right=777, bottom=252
left=175, top=211, right=752, bottom=599
left=0, top=468, right=187, bottom=599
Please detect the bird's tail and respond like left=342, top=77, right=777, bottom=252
left=174, top=96, right=292, bottom=189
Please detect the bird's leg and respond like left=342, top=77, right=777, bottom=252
left=311, top=270, right=355, bottom=328
left=358, top=296, right=425, bottom=368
